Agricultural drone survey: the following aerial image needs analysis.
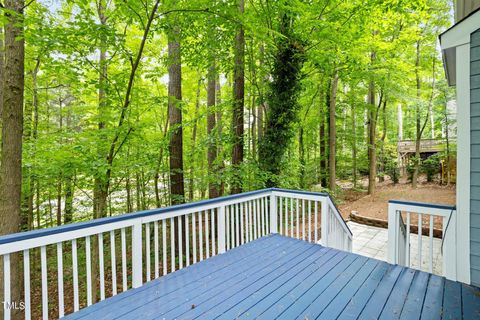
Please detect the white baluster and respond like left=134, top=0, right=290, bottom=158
left=99, top=233, right=105, bottom=300
left=418, top=213, right=422, bottom=269
left=23, top=250, right=31, bottom=320
left=205, top=210, right=210, bottom=258
left=170, top=218, right=175, bottom=272
left=429, top=214, right=434, bottom=273
left=211, top=209, right=216, bottom=255
left=3, top=254, right=11, bottom=320
left=86, top=236, right=92, bottom=306
left=314, top=201, right=318, bottom=243
left=110, top=230, right=117, bottom=295
left=406, top=212, right=411, bottom=266
left=308, top=200, right=312, bottom=242
left=154, top=221, right=159, bottom=278
left=296, top=198, right=300, bottom=239
left=279, top=197, right=283, bottom=235
left=199, top=211, right=204, bottom=261
left=186, top=213, right=190, bottom=266
left=121, top=228, right=127, bottom=291
left=72, top=239, right=79, bottom=311
left=193, top=213, right=197, bottom=264
left=162, top=219, right=167, bottom=275
left=146, top=223, right=151, bottom=280
left=57, top=242, right=64, bottom=317
left=178, top=216, right=183, bottom=269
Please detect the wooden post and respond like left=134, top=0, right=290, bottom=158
left=443, top=210, right=457, bottom=281
left=217, top=206, right=226, bottom=254
left=132, top=222, right=143, bottom=288
left=269, top=193, right=278, bottom=234
left=321, top=199, right=329, bottom=246
left=387, top=204, right=398, bottom=265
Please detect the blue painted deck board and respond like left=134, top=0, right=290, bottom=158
left=420, top=275, right=444, bottom=320
left=65, top=234, right=480, bottom=320
left=379, top=268, right=416, bottom=319
left=400, top=271, right=429, bottom=320
left=98, top=235, right=298, bottom=320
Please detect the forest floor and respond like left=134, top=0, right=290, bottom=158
left=337, top=175, right=456, bottom=223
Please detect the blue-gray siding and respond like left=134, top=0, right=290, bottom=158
left=64, top=235, right=480, bottom=319
left=471, top=28, right=480, bottom=287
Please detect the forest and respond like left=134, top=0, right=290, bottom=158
left=0, top=0, right=455, bottom=234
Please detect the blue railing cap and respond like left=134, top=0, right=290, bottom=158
left=388, top=199, right=456, bottom=211
left=0, top=187, right=351, bottom=245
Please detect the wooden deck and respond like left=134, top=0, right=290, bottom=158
left=65, top=234, right=480, bottom=320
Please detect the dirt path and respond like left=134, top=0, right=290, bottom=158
left=337, top=178, right=456, bottom=222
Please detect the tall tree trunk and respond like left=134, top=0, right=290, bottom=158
left=168, top=24, right=185, bottom=204
left=56, top=178, right=62, bottom=226
left=91, top=1, right=108, bottom=304
left=231, top=0, right=245, bottom=194
left=94, top=1, right=109, bottom=220
left=328, top=71, right=339, bottom=192
left=379, top=100, right=387, bottom=182
left=136, top=171, right=142, bottom=210
left=189, top=77, right=201, bottom=201
left=412, top=40, right=423, bottom=188
left=413, top=44, right=436, bottom=188
left=0, top=26, right=3, bottom=121
left=351, top=95, right=357, bottom=188
left=216, top=76, right=225, bottom=196
left=126, top=170, right=133, bottom=212
left=167, top=21, right=186, bottom=257
left=207, top=65, right=219, bottom=198
left=23, top=58, right=40, bottom=231
left=319, top=107, right=327, bottom=187
left=299, top=127, right=305, bottom=188
left=0, top=1, right=25, bottom=316
left=367, top=50, right=377, bottom=195
left=64, top=174, right=74, bottom=224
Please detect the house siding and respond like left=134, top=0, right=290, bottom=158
left=471, top=28, right=480, bottom=287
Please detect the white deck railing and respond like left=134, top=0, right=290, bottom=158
left=0, top=188, right=351, bottom=320
left=387, top=200, right=456, bottom=280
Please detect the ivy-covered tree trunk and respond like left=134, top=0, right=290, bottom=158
left=207, top=65, right=219, bottom=199
left=231, top=0, right=245, bottom=194
left=0, top=0, right=24, bottom=316
left=259, top=12, right=305, bottom=187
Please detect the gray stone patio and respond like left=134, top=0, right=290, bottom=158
left=347, top=221, right=443, bottom=275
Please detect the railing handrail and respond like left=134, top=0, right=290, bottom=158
left=0, top=187, right=351, bottom=246
left=271, top=188, right=352, bottom=237
left=388, top=199, right=455, bottom=211
left=388, top=199, right=457, bottom=281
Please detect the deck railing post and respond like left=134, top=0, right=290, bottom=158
left=443, top=209, right=457, bottom=281
left=132, top=221, right=143, bottom=288
left=321, top=199, right=328, bottom=247
left=217, top=206, right=226, bottom=254
left=269, top=192, right=278, bottom=234
left=387, top=204, right=398, bottom=265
